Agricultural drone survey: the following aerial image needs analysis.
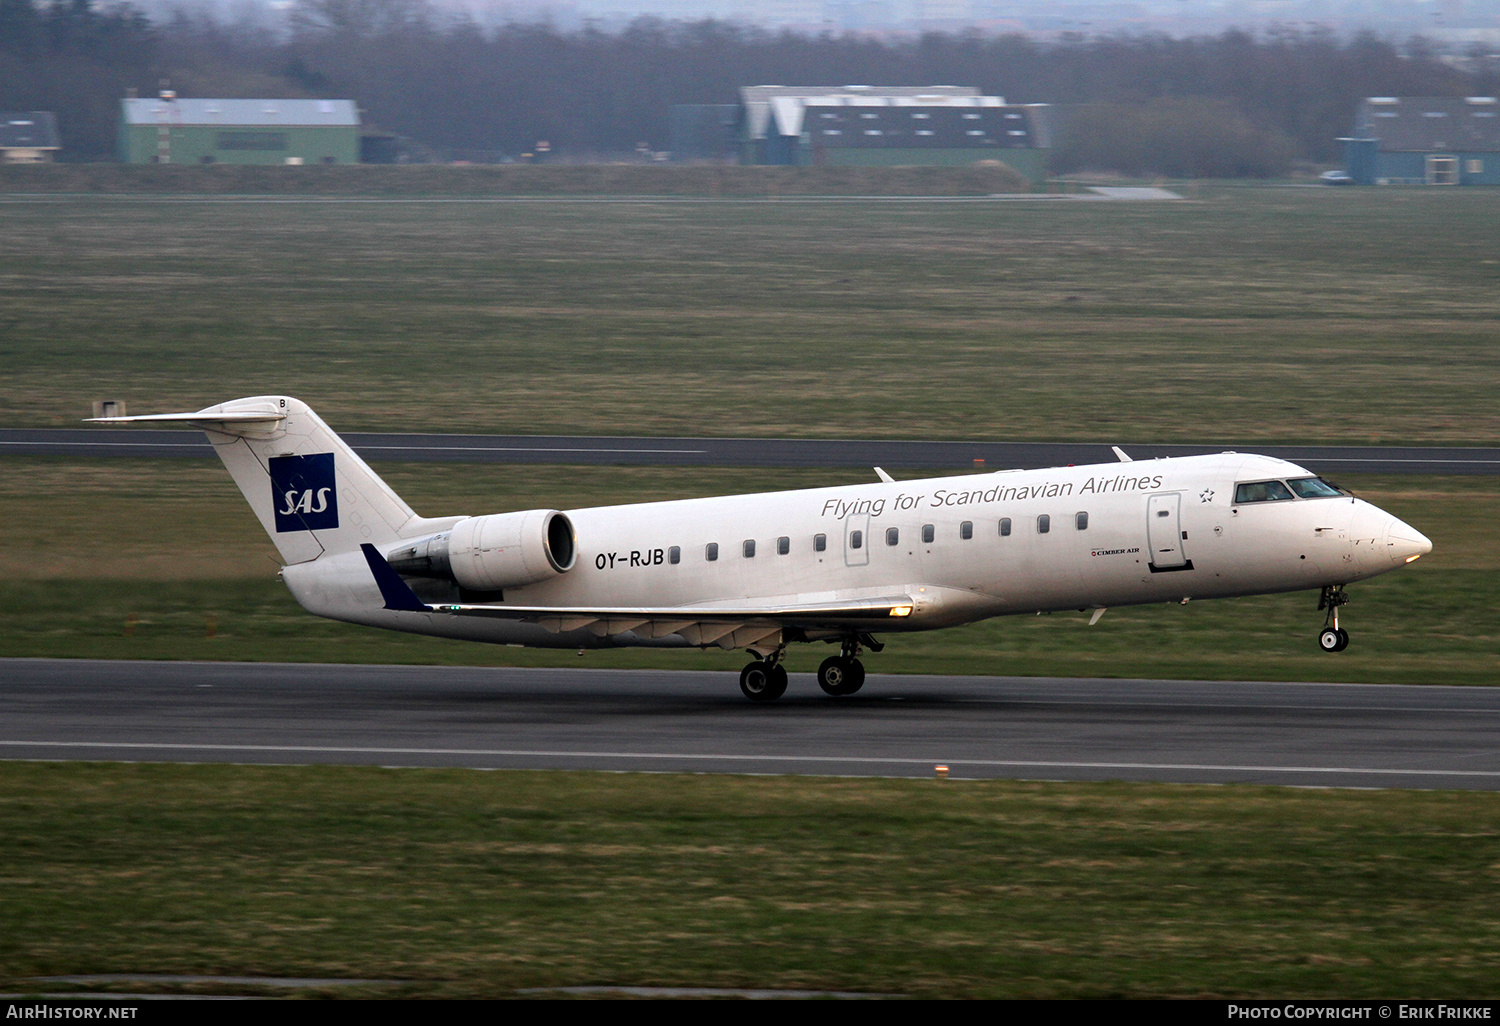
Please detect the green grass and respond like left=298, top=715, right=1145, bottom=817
left=2, top=459, right=1494, bottom=684
left=1, top=763, right=1497, bottom=999
left=1, top=187, right=1497, bottom=444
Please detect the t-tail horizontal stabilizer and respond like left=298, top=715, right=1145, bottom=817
left=360, top=544, right=433, bottom=612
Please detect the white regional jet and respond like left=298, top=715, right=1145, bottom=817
left=94, top=396, right=1433, bottom=701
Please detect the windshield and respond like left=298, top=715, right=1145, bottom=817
left=1286, top=477, right=1344, bottom=499
left=1234, top=480, right=1294, bottom=504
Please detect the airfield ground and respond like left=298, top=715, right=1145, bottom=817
left=0, top=180, right=1496, bottom=998
left=1, top=184, right=1496, bottom=445
left=1, top=764, right=1497, bottom=999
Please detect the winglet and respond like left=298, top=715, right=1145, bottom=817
left=874, top=467, right=894, bottom=483
left=360, top=543, right=433, bottom=612
left=1111, top=446, right=1133, bottom=463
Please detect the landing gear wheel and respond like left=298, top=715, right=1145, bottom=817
left=740, top=661, right=788, bottom=702
left=1317, top=586, right=1351, bottom=653
left=817, top=656, right=865, bottom=696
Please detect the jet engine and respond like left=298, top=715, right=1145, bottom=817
left=385, top=509, right=576, bottom=592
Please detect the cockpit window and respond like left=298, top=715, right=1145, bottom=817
left=1286, top=477, right=1344, bottom=499
left=1234, top=480, right=1294, bottom=504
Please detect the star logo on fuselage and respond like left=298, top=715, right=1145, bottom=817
left=1200, top=489, right=1215, bottom=503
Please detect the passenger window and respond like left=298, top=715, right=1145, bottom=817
left=743, top=539, right=756, bottom=558
left=960, top=521, right=973, bottom=540
left=850, top=530, right=863, bottom=549
left=669, top=546, right=680, bottom=565
left=1075, top=512, right=1088, bottom=531
left=777, top=536, right=790, bottom=555
left=886, top=527, right=900, bottom=546
left=1038, top=514, right=1050, bottom=534
left=922, top=524, right=935, bottom=543
left=1234, top=480, right=1294, bottom=504
left=814, top=533, right=827, bottom=552
left=999, top=517, right=1011, bottom=537
left=705, top=542, right=718, bottom=561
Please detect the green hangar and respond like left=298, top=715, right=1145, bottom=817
left=119, top=95, right=360, bottom=165
left=1342, top=96, right=1500, bottom=186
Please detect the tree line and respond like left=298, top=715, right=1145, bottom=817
left=2, top=0, right=1497, bottom=173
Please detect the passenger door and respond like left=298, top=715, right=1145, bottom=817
left=1147, top=492, right=1189, bottom=570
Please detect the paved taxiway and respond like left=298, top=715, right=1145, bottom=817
left=4, top=659, right=1498, bottom=790
left=4, top=429, right=1497, bottom=474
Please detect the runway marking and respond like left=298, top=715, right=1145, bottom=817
left=4, top=441, right=1498, bottom=466
left=3, top=740, right=1498, bottom=778
left=357, top=445, right=708, bottom=454
left=0, top=441, right=707, bottom=454
left=1288, top=457, right=1500, bottom=465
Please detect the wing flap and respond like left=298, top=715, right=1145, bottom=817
left=438, top=594, right=915, bottom=624
left=358, top=543, right=914, bottom=644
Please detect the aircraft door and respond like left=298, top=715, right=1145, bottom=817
left=844, top=514, right=870, bottom=567
left=1147, top=492, right=1189, bottom=570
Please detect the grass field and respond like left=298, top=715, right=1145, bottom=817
left=2, top=458, right=1494, bottom=684
left=2, top=764, right=1498, bottom=999
left=1, top=186, right=1496, bottom=444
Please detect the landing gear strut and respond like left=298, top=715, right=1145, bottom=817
left=1317, top=585, right=1350, bottom=653
left=818, top=638, right=868, bottom=697
left=740, top=648, right=788, bottom=702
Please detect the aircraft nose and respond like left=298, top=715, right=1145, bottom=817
left=1386, top=518, right=1433, bottom=565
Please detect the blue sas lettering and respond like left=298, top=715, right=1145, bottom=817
left=269, top=452, right=340, bottom=533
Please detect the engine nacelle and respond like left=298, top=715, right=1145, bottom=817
left=386, top=509, right=576, bottom=592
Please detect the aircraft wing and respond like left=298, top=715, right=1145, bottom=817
left=361, top=544, right=911, bottom=646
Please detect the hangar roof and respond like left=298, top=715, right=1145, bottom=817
left=121, top=98, right=360, bottom=127
left=1351, top=97, right=1500, bottom=152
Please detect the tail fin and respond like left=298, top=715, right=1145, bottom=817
left=90, top=395, right=461, bottom=564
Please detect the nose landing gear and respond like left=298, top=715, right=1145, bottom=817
left=1317, top=585, right=1350, bottom=652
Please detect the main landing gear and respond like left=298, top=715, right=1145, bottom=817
left=1317, top=585, right=1351, bottom=653
left=818, top=638, right=868, bottom=697
left=739, top=657, right=788, bottom=702
left=739, top=635, right=882, bottom=702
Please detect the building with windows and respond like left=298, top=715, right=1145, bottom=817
left=732, top=85, right=1052, bottom=184
left=1341, top=97, right=1500, bottom=186
left=0, top=112, right=60, bottom=164
left=119, top=96, right=360, bottom=165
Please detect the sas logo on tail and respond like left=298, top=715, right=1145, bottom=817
left=270, top=453, right=339, bottom=533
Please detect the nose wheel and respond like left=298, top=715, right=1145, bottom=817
left=1318, top=627, right=1349, bottom=653
left=1317, top=585, right=1351, bottom=652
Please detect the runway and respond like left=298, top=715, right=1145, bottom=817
left=4, top=659, right=1499, bottom=790
left=4, top=428, right=1497, bottom=474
